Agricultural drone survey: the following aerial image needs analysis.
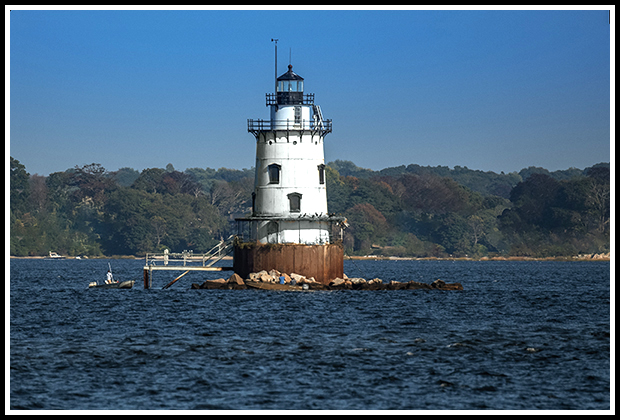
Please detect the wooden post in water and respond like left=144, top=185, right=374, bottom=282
left=143, top=267, right=149, bottom=289
left=162, top=270, right=190, bottom=290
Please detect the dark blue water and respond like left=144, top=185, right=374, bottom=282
left=10, top=258, right=610, bottom=411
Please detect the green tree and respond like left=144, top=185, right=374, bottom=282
left=103, top=187, right=226, bottom=255
left=431, top=213, right=470, bottom=256
left=132, top=168, right=166, bottom=193
left=10, top=157, right=30, bottom=216
left=345, top=203, right=389, bottom=253
left=111, top=167, right=140, bottom=187
left=327, top=160, right=374, bottom=179
left=325, top=166, right=350, bottom=215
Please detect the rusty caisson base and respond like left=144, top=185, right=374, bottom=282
left=233, top=242, right=344, bottom=285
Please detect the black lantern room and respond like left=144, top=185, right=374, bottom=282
left=276, top=64, right=304, bottom=105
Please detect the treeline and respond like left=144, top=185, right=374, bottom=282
left=10, top=157, right=609, bottom=258
left=328, top=159, right=592, bottom=199
left=327, top=161, right=609, bottom=258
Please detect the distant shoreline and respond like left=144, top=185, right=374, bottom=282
left=9, top=254, right=610, bottom=262
left=346, top=254, right=611, bottom=262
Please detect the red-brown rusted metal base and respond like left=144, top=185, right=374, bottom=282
left=233, top=242, right=344, bottom=285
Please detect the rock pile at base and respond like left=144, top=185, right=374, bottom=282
left=190, top=269, right=463, bottom=291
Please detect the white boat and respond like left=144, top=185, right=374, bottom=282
left=47, top=251, right=65, bottom=259
left=88, top=263, right=133, bottom=289
left=88, top=280, right=135, bottom=289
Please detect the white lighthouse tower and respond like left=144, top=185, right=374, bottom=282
left=247, top=64, right=332, bottom=244
left=234, top=61, right=345, bottom=284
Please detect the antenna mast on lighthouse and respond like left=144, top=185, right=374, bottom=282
left=271, top=38, right=278, bottom=94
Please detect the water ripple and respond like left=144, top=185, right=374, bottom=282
left=10, top=259, right=610, bottom=410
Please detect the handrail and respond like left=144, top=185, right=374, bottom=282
left=266, top=93, right=315, bottom=106
left=145, top=235, right=235, bottom=267
left=234, top=217, right=347, bottom=244
left=248, top=118, right=332, bottom=134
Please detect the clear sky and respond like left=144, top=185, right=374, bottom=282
left=7, top=6, right=613, bottom=176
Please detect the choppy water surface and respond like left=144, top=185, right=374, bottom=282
left=9, top=259, right=610, bottom=411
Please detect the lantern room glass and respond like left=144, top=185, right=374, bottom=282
left=277, top=80, right=303, bottom=93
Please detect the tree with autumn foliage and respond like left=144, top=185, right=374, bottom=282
left=10, top=156, right=609, bottom=258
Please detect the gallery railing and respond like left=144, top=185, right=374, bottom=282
left=247, top=118, right=332, bottom=135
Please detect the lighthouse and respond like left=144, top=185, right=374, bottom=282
left=234, top=62, right=346, bottom=284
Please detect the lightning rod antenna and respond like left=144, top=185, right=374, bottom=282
left=271, top=38, right=278, bottom=93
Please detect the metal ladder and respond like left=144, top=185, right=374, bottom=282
left=313, top=104, right=324, bottom=130
left=202, top=235, right=235, bottom=267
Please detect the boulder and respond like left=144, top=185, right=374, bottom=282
left=431, top=279, right=463, bottom=290
left=386, top=281, right=408, bottom=290
left=329, top=278, right=352, bottom=289
left=227, top=273, right=247, bottom=289
left=359, top=278, right=385, bottom=290
left=431, top=279, right=446, bottom=288
left=248, top=270, right=273, bottom=282
left=258, top=271, right=275, bottom=283
left=349, top=277, right=367, bottom=290
left=307, top=282, right=329, bottom=290
left=199, top=278, right=227, bottom=289
left=290, top=273, right=306, bottom=283
left=406, top=281, right=432, bottom=290
left=329, top=278, right=345, bottom=287
left=228, top=273, right=245, bottom=285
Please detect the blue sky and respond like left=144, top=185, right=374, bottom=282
left=8, top=7, right=612, bottom=176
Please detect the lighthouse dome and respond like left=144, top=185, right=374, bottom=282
left=277, top=65, right=304, bottom=87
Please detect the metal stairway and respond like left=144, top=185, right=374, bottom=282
left=313, top=104, right=324, bottom=130
left=202, top=235, right=235, bottom=267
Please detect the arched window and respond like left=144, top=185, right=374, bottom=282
left=267, top=221, right=279, bottom=234
left=266, top=221, right=279, bottom=244
left=268, top=164, right=281, bottom=184
left=318, top=164, right=325, bottom=185
left=287, top=192, right=302, bottom=213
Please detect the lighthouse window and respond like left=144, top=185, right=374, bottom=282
left=277, top=80, right=303, bottom=92
left=278, top=81, right=294, bottom=92
left=318, top=164, right=325, bottom=185
left=268, top=164, right=281, bottom=184
left=266, top=221, right=279, bottom=243
left=267, top=221, right=279, bottom=235
left=294, top=106, right=301, bottom=124
left=288, top=193, right=302, bottom=213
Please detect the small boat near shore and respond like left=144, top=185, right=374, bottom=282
left=88, top=280, right=135, bottom=289
left=46, top=251, right=65, bottom=259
